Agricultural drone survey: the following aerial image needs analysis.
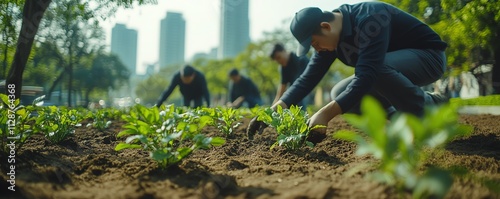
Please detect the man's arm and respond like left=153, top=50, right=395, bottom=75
left=298, top=55, right=309, bottom=73
left=156, top=74, right=180, bottom=106
left=273, top=84, right=287, bottom=104
left=201, top=75, right=211, bottom=107
left=279, top=51, right=337, bottom=107
left=230, top=96, right=245, bottom=108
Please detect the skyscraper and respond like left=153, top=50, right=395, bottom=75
left=219, top=0, right=250, bottom=59
left=159, top=12, right=186, bottom=68
left=111, top=23, right=138, bottom=75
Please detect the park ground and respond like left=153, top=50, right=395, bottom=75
left=1, top=114, right=499, bottom=199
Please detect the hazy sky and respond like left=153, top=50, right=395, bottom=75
left=100, top=0, right=369, bottom=74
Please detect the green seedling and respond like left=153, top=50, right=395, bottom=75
left=256, top=105, right=324, bottom=150
left=35, top=106, right=84, bottom=144
left=86, top=108, right=118, bottom=131
left=333, top=96, right=472, bottom=199
left=0, top=94, right=43, bottom=152
left=203, top=107, right=243, bottom=136
left=115, top=104, right=225, bottom=169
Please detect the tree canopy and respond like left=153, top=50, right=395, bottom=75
left=2, top=0, right=156, bottom=105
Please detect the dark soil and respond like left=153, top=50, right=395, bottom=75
left=1, top=114, right=499, bottom=199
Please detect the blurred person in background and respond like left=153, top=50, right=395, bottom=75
left=227, top=68, right=262, bottom=108
left=269, top=43, right=312, bottom=108
left=155, top=65, right=210, bottom=108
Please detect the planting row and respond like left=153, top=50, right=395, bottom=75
left=0, top=93, right=475, bottom=198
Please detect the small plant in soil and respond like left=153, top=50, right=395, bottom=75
left=86, top=108, right=118, bottom=131
left=35, top=106, right=84, bottom=144
left=256, top=105, right=324, bottom=150
left=333, top=96, right=472, bottom=199
left=203, top=107, right=242, bottom=136
left=0, top=94, right=43, bottom=152
left=115, top=104, right=225, bottom=169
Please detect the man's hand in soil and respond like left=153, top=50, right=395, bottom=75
left=246, top=100, right=288, bottom=140
left=246, top=117, right=268, bottom=140
left=306, top=101, right=343, bottom=144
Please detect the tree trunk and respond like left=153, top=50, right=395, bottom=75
left=492, top=44, right=500, bottom=94
left=68, top=49, right=73, bottom=107
left=46, top=69, right=66, bottom=100
left=5, top=0, right=52, bottom=99
left=85, top=87, right=94, bottom=107
left=2, top=28, right=8, bottom=80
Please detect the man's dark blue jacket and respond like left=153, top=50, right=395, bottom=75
left=156, top=70, right=210, bottom=106
left=281, top=2, right=447, bottom=112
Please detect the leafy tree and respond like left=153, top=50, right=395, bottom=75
left=381, top=0, right=500, bottom=94
left=22, top=46, right=57, bottom=87
left=0, top=1, right=22, bottom=79
left=135, top=65, right=180, bottom=106
left=74, top=52, right=129, bottom=104
left=37, top=0, right=109, bottom=106
left=3, top=0, right=156, bottom=102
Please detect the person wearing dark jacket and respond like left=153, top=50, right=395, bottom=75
left=248, top=2, right=449, bottom=143
left=227, top=69, right=262, bottom=108
left=155, top=65, right=210, bottom=108
left=269, top=43, right=310, bottom=107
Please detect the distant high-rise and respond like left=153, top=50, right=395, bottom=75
left=219, top=0, right=250, bottom=59
left=111, top=23, right=138, bottom=75
left=159, top=12, right=186, bottom=68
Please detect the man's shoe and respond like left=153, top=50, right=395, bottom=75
left=427, top=92, right=450, bottom=105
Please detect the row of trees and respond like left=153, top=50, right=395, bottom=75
left=1, top=0, right=156, bottom=106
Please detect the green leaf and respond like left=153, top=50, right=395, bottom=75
left=342, top=114, right=365, bottom=130
left=306, top=141, right=314, bottom=148
left=413, top=168, right=453, bottom=199
left=360, top=96, right=386, bottom=131
left=177, top=147, right=192, bottom=159
left=125, top=135, right=147, bottom=144
left=32, top=95, right=46, bottom=106
left=115, top=143, right=141, bottom=151
left=117, top=129, right=138, bottom=137
left=199, top=115, right=213, bottom=127
left=16, top=108, right=26, bottom=117
left=299, top=123, right=307, bottom=133
left=0, top=94, right=9, bottom=105
left=333, top=130, right=364, bottom=142
left=276, top=105, right=283, bottom=114
left=188, top=124, right=198, bottom=133
left=151, top=150, right=170, bottom=162
left=177, top=121, right=187, bottom=131
left=210, top=137, right=226, bottom=146
left=270, top=142, right=278, bottom=150
left=426, top=131, right=449, bottom=148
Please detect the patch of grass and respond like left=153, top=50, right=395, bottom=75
left=450, top=95, right=500, bottom=107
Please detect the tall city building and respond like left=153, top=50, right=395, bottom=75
left=219, top=0, right=250, bottom=59
left=159, top=12, right=186, bottom=68
left=111, top=23, right=138, bottom=75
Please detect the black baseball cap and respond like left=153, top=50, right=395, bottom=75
left=181, top=65, right=195, bottom=77
left=290, top=7, right=324, bottom=56
left=228, top=68, right=239, bottom=77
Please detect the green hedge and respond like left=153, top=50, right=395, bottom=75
left=450, top=95, right=500, bottom=106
